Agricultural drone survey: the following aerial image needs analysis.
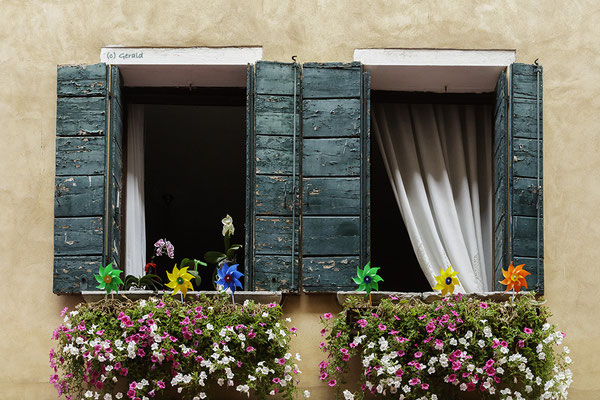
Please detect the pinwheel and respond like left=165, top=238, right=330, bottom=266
left=165, top=264, right=194, bottom=300
left=94, top=263, right=123, bottom=295
left=353, top=262, right=383, bottom=295
left=215, top=262, right=243, bottom=303
left=433, top=265, right=460, bottom=296
left=499, top=262, right=530, bottom=294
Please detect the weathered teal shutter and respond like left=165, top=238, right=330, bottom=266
left=54, top=64, right=123, bottom=293
left=301, top=63, right=370, bottom=292
left=493, top=63, right=543, bottom=292
left=246, top=61, right=300, bottom=292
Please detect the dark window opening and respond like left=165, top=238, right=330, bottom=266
left=370, top=90, right=494, bottom=292
left=125, top=87, right=246, bottom=290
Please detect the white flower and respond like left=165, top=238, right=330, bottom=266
left=217, top=378, right=224, bottom=386
left=343, top=390, right=355, bottom=399
left=449, top=338, right=458, bottom=346
left=198, top=393, right=207, bottom=399
left=565, top=356, right=572, bottom=364
left=303, top=390, right=311, bottom=398
left=206, top=323, right=214, bottom=330
left=104, top=394, right=113, bottom=400
left=236, top=384, right=250, bottom=394
left=85, top=391, right=93, bottom=398
left=542, top=323, right=550, bottom=331
left=478, top=339, right=485, bottom=348
left=115, top=393, right=123, bottom=399
left=222, top=215, right=235, bottom=236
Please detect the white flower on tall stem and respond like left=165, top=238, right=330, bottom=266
left=222, top=214, right=235, bottom=237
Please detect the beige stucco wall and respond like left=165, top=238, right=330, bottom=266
left=1, top=0, right=599, bottom=398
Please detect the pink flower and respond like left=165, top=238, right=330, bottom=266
left=278, top=358, right=286, bottom=365
left=272, top=377, right=281, bottom=384
left=246, top=346, right=255, bottom=352
left=342, top=354, right=350, bottom=361
left=322, top=313, right=332, bottom=320
left=414, top=352, right=423, bottom=358
left=267, top=303, right=277, bottom=308
left=418, top=314, right=427, bottom=320
left=485, top=359, right=495, bottom=368
left=127, top=389, right=135, bottom=398
left=421, top=383, right=429, bottom=390
left=120, top=368, right=128, bottom=376
left=194, top=329, right=203, bottom=335
left=60, top=307, right=68, bottom=317
left=486, top=366, right=496, bottom=376
left=523, top=327, right=533, bottom=334
left=328, top=379, right=337, bottom=387
left=389, top=295, right=398, bottom=300
left=447, top=374, right=457, bottom=382
left=319, top=342, right=326, bottom=349
left=452, top=361, right=462, bottom=371
left=289, top=327, right=297, bottom=334
left=319, top=372, right=328, bottom=380
left=518, top=340, right=525, bottom=348
left=378, top=324, right=387, bottom=331
left=340, top=348, right=349, bottom=354
left=479, top=302, right=489, bottom=309
left=426, top=323, right=436, bottom=333
left=395, top=368, right=404, bottom=377
left=357, top=319, right=368, bottom=328
left=320, top=328, right=327, bottom=336
left=409, top=378, right=420, bottom=386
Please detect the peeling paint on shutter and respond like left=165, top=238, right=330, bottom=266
left=53, top=64, right=124, bottom=294
left=493, top=63, right=543, bottom=292
left=247, top=62, right=300, bottom=292
left=301, top=63, right=370, bottom=292
left=54, top=64, right=107, bottom=293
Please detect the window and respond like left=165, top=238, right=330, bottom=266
left=53, top=50, right=543, bottom=294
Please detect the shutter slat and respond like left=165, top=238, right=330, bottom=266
left=302, top=99, right=361, bottom=138
left=302, top=216, right=361, bottom=256
left=56, top=97, right=106, bottom=136
left=302, top=63, right=362, bottom=98
left=55, top=175, right=104, bottom=217
left=302, top=256, right=359, bottom=292
left=55, top=137, right=106, bottom=176
left=302, top=138, right=361, bottom=176
left=54, top=216, right=103, bottom=256
left=57, top=64, right=107, bottom=97
left=303, top=177, right=361, bottom=215
left=54, top=256, right=103, bottom=293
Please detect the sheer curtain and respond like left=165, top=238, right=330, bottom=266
left=125, top=104, right=146, bottom=277
left=372, top=103, right=492, bottom=292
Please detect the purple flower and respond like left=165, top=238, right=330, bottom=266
left=154, top=238, right=174, bottom=259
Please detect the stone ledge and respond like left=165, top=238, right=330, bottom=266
left=336, top=291, right=535, bottom=306
left=82, top=290, right=282, bottom=305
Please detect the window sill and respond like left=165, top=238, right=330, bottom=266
left=81, top=290, right=282, bottom=305
left=336, top=291, right=534, bottom=306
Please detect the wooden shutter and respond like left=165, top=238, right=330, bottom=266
left=301, top=63, right=370, bottom=292
left=54, top=64, right=124, bottom=293
left=246, top=62, right=301, bottom=291
left=493, top=63, right=543, bottom=292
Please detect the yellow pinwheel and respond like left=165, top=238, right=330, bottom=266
left=433, top=265, right=460, bottom=296
left=165, top=264, right=194, bottom=297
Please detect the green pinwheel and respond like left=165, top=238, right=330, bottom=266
left=94, top=263, right=123, bottom=294
left=352, top=262, right=383, bottom=295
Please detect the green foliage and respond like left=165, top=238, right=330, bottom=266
left=318, top=293, right=572, bottom=399
left=50, top=294, right=301, bottom=399
left=122, top=274, right=162, bottom=291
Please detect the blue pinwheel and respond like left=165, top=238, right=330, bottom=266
left=215, top=262, right=243, bottom=299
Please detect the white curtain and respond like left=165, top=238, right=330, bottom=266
left=372, top=103, right=492, bottom=292
left=125, top=104, right=146, bottom=277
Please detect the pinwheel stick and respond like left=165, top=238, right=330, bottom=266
left=369, top=292, right=372, bottom=307
left=180, top=292, right=184, bottom=304
left=231, top=292, right=235, bottom=305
